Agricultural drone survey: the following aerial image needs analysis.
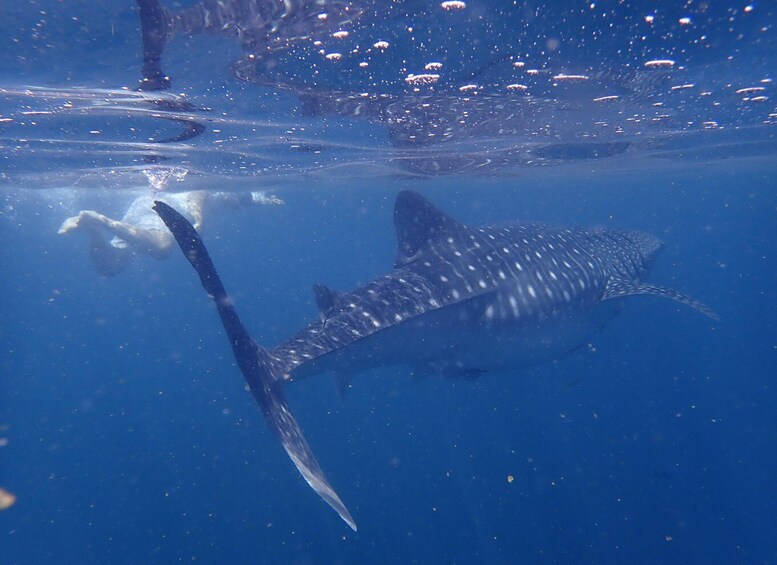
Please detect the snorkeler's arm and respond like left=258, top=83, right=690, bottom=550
left=209, top=191, right=284, bottom=209
left=189, top=191, right=282, bottom=233
left=186, top=191, right=208, bottom=230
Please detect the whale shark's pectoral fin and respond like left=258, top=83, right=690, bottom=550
left=603, top=277, right=719, bottom=321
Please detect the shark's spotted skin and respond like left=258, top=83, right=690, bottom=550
left=154, top=191, right=715, bottom=531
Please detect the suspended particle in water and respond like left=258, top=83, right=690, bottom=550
left=0, top=488, right=15, bottom=510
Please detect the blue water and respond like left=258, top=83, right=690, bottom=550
left=2, top=1, right=776, bottom=563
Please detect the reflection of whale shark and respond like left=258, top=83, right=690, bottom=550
left=132, top=2, right=664, bottom=174
left=136, top=0, right=777, bottom=175
left=297, top=88, right=637, bottom=174
left=153, top=191, right=715, bottom=530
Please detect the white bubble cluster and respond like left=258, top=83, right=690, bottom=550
left=405, top=74, right=440, bottom=85
left=644, top=59, right=675, bottom=68
left=441, top=1, right=467, bottom=10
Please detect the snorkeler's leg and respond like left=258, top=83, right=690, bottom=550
left=58, top=210, right=113, bottom=235
left=60, top=210, right=144, bottom=246
left=59, top=209, right=172, bottom=258
left=88, top=228, right=134, bottom=277
left=105, top=222, right=174, bottom=259
left=57, top=211, right=132, bottom=276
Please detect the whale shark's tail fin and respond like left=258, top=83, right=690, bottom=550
left=152, top=201, right=357, bottom=532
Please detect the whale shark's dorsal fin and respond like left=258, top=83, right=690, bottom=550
left=603, top=277, right=719, bottom=320
left=313, top=283, right=341, bottom=316
left=394, top=190, right=466, bottom=266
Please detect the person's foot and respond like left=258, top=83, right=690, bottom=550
left=58, top=214, right=81, bottom=235
left=58, top=210, right=108, bottom=234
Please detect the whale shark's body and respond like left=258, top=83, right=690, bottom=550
left=153, top=191, right=715, bottom=531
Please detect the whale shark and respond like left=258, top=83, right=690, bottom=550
left=152, top=191, right=716, bottom=531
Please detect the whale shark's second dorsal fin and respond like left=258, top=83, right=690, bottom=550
left=313, top=283, right=341, bottom=316
left=603, top=277, right=719, bottom=320
left=394, top=191, right=465, bottom=266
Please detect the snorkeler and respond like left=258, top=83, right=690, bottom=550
left=58, top=190, right=282, bottom=276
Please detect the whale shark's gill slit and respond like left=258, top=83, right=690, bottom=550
left=152, top=200, right=357, bottom=532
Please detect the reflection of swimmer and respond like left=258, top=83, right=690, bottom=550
left=59, top=190, right=282, bottom=276
left=137, top=0, right=364, bottom=90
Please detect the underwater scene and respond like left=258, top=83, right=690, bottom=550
left=1, top=1, right=776, bottom=563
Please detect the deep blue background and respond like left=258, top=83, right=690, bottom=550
left=2, top=168, right=776, bottom=563
left=1, top=0, right=776, bottom=563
